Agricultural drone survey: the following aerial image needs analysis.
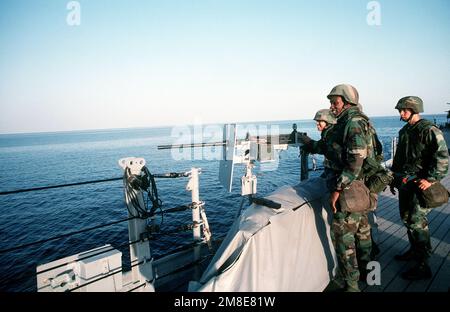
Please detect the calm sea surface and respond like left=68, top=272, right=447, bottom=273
left=0, top=115, right=445, bottom=291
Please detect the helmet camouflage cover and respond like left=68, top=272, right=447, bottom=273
left=395, top=96, right=424, bottom=114
left=327, top=84, right=359, bottom=105
left=314, top=109, right=337, bottom=124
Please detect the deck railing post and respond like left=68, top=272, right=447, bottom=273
left=186, top=168, right=202, bottom=280
left=300, top=146, right=309, bottom=181
left=391, top=137, right=398, bottom=159
left=119, top=158, right=155, bottom=292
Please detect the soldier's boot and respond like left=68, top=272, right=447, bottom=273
left=401, top=262, right=432, bottom=280
left=359, top=261, right=368, bottom=282
left=394, top=248, right=415, bottom=261
left=370, top=241, right=380, bottom=260
left=359, top=270, right=367, bottom=282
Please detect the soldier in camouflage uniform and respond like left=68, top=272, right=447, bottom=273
left=325, top=84, right=376, bottom=292
left=302, top=107, right=382, bottom=278
left=301, top=109, right=337, bottom=173
left=390, top=96, right=449, bottom=280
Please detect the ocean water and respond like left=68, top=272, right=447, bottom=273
left=0, top=114, right=445, bottom=292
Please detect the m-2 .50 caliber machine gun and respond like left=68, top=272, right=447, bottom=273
left=158, top=124, right=309, bottom=214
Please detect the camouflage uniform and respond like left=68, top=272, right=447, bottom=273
left=331, top=211, right=371, bottom=290
left=391, top=96, right=449, bottom=279
left=302, top=109, right=336, bottom=172
left=325, top=84, right=377, bottom=291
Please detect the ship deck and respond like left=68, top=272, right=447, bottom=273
left=361, top=167, right=450, bottom=292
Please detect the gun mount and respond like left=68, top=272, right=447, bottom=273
left=157, top=124, right=309, bottom=211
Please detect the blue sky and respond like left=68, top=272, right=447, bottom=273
left=0, top=0, right=449, bottom=134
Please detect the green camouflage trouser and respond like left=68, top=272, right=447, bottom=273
left=399, top=188, right=432, bottom=262
left=332, top=211, right=372, bottom=291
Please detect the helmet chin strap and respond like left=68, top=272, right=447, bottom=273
left=405, top=113, right=415, bottom=123
left=400, top=110, right=416, bottom=123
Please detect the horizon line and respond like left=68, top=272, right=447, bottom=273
left=0, top=113, right=447, bottom=136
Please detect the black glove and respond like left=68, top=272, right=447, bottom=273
left=391, top=173, right=405, bottom=189
left=390, top=184, right=396, bottom=195
left=298, top=133, right=312, bottom=145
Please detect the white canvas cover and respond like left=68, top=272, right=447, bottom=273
left=197, top=177, right=338, bottom=292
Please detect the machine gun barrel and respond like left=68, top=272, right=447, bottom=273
left=157, top=133, right=302, bottom=150
left=157, top=141, right=226, bottom=150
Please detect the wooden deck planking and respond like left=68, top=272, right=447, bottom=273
left=427, top=247, right=450, bottom=292
left=360, top=172, right=450, bottom=292
left=364, top=204, right=448, bottom=292
left=383, top=205, right=450, bottom=292
left=406, top=225, right=450, bottom=292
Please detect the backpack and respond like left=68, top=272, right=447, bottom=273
left=358, top=116, right=394, bottom=194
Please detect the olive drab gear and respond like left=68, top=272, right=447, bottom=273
left=302, top=110, right=336, bottom=169
left=338, top=180, right=372, bottom=213
left=415, top=181, right=449, bottom=208
left=327, top=84, right=359, bottom=105
left=331, top=211, right=371, bottom=291
left=392, top=119, right=448, bottom=180
left=392, top=113, right=449, bottom=268
left=316, top=105, right=391, bottom=202
left=314, top=109, right=337, bottom=125
left=323, top=85, right=374, bottom=292
left=365, top=167, right=394, bottom=194
left=395, top=96, right=424, bottom=114
left=398, top=186, right=433, bottom=264
left=361, top=121, right=394, bottom=194
left=324, top=106, right=379, bottom=191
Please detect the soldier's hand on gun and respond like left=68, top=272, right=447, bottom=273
left=298, top=133, right=312, bottom=145
left=330, top=191, right=340, bottom=213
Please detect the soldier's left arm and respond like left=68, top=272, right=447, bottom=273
left=311, top=136, right=331, bottom=155
left=335, top=119, right=368, bottom=190
left=426, top=127, right=449, bottom=181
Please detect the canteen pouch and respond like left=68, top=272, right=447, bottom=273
left=416, top=181, right=450, bottom=208
left=339, top=180, right=372, bottom=213
left=366, top=169, right=394, bottom=194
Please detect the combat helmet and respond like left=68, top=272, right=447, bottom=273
left=395, top=96, right=424, bottom=114
left=327, top=84, right=359, bottom=105
left=314, top=109, right=337, bottom=124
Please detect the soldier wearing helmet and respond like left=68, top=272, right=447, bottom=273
left=314, top=108, right=337, bottom=130
left=324, top=84, right=378, bottom=292
left=300, top=109, right=337, bottom=173
left=394, top=96, right=423, bottom=119
left=390, top=96, right=448, bottom=280
left=303, top=103, right=382, bottom=288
